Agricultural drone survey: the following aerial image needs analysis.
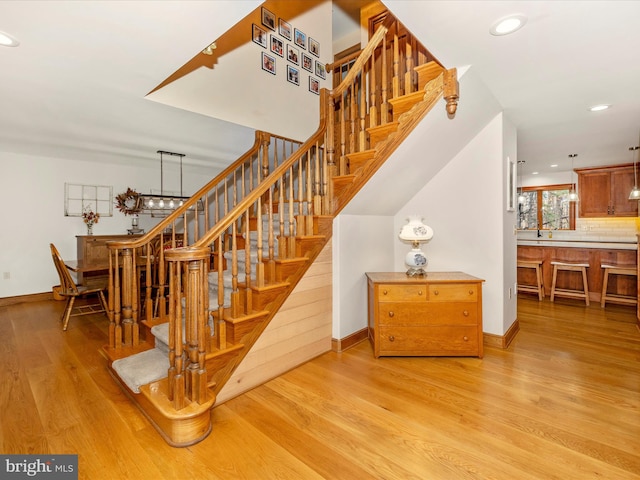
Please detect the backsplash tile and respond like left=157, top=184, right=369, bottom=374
left=518, top=217, right=639, bottom=243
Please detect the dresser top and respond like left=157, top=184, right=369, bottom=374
left=366, top=271, right=484, bottom=284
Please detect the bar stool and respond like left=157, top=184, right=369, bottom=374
left=517, top=259, right=544, bottom=301
left=550, top=261, right=590, bottom=306
left=600, top=264, right=637, bottom=308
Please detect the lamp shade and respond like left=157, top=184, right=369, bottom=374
left=568, top=188, right=579, bottom=202
left=399, top=216, right=434, bottom=243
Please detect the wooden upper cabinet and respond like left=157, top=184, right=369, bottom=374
left=577, top=164, right=638, bottom=217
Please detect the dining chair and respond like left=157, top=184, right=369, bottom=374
left=50, top=243, right=108, bottom=330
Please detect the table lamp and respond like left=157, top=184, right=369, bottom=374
left=398, top=216, right=434, bottom=276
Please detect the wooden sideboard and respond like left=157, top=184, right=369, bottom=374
left=76, top=234, right=140, bottom=285
left=366, top=272, right=484, bottom=358
left=517, top=244, right=637, bottom=303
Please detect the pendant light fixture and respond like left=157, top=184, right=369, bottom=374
left=628, top=139, right=640, bottom=200
left=567, top=154, right=579, bottom=202
left=138, top=150, right=203, bottom=217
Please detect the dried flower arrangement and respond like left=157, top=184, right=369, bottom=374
left=82, top=206, right=100, bottom=226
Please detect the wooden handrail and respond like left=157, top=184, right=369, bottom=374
left=325, top=49, right=362, bottom=73
left=105, top=130, right=303, bottom=348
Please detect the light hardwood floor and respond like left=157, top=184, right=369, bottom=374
left=1, top=295, right=639, bottom=479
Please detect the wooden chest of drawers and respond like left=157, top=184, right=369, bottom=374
left=366, top=272, right=484, bottom=358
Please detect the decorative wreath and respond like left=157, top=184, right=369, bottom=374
left=115, top=187, right=142, bottom=215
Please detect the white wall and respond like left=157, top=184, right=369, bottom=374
left=0, top=151, right=219, bottom=298
left=332, top=214, right=394, bottom=339
left=147, top=0, right=332, bottom=143
left=502, top=116, right=518, bottom=334
left=395, top=114, right=508, bottom=336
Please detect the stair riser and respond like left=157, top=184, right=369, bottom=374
left=226, top=317, right=264, bottom=345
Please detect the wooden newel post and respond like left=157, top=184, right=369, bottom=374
left=443, top=68, right=459, bottom=117
left=118, top=247, right=139, bottom=346
left=165, top=246, right=211, bottom=408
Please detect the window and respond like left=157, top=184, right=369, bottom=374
left=64, top=183, right=113, bottom=217
left=518, top=183, right=575, bottom=230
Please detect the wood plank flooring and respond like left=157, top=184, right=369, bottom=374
left=1, top=295, right=639, bottom=479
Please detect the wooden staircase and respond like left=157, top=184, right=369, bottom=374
left=102, top=12, right=459, bottom=447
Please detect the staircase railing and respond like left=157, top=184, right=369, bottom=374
left=158, top=13, right=459, bottom=409
left=105, top=10, right=462, bottom=425
left=105, top=130, right=303, bottom=348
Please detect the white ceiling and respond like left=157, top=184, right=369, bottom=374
left=1, top=1, right=639, bottom=176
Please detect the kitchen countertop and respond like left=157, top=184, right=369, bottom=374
left=517, top=239, right=637, bottom=250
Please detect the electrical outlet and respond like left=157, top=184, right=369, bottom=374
left=3, top=272, right=10, bottom=280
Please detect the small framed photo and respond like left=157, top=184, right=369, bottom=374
left=270, top=34, right=284, bottom=57
left=252, top=24, right=267, bottom=48
left=301, top=53, right=313, bottom=72
left=309, top=37, right=320, bottom=57
left=309, top=76, right=319, bottom=95
left=287, top=65, right=300, bottom=86
left=287, top=44, right=299, bottom=65
left=262, top=52, right=276, bottom=75
left=261, top=7, right=276, bottom=31
left=279, top=19, right=292, bottom=40
left=294, top=28, right=306, bottom=49
left=315, top=60, right=326, bottom=80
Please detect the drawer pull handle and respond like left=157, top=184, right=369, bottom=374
left=388, top=335, right=395, bottom=342
left=463, top=310, right=469, bottom=317
left=418, top=290, right=423, bottom=295
left=463, top=336, right=469, bottom=341
left=434, top=290, right=439, bottom=295
left=468, top=290, right=474, bottom=296
left=383, top=290, right=388, bottom=295
left=388, top=311, right=394, bottom=318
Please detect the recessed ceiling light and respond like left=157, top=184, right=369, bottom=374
left=550, top=164, right=558, bottom=168
left=532, top=171, right=539, bottom=175
left=490, top=14, right=527, bottom=36
left=589, top=104, right=611, bottom=112
left=0, top=30, right=19, bottom=47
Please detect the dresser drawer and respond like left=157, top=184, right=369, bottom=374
left=379, top=303, right=478, bottom=326
left=377, top=284, right=427, bottom=302
left=429, top=284, right=478, bottom=302
left=378, top=325, right=479, bottom=356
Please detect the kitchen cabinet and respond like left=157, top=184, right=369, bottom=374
left=517, top=244, right=637, bottom=302
left=576, top=164, right=638, bottom=217
left=366, top=272, right=484, bottom=358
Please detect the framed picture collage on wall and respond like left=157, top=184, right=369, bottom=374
left=254, top=7, right=324, bottom=94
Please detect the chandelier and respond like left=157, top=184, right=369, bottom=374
left=139, top=150, right=198, bottom=216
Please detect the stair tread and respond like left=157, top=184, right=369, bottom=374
left=112, top=348, right=169, bottom=394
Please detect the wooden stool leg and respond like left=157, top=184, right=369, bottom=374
left=536, top=265, right=544, bottom=301
left=581, top=267, right=589, bottom=306
left=550, top=265, right=558, bottom=302
left=601, top=269, right=609, bottom=308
